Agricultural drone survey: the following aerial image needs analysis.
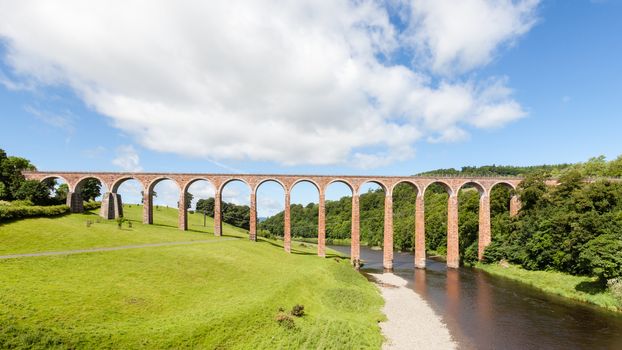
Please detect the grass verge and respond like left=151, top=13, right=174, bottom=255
left=476, top=262, right=622, bottom=312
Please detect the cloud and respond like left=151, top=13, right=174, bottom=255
left=0, top=0, right=537, bottom=167
left=403, top=0, right=540, bottom=75
left=112, top=145, right=143, bottom=172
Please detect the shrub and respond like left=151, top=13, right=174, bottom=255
left=83, top=201, right=101, bottom=210
left=607, top=278, right=622, bottom=302
left=0, top=205, right=69, bottom=221
left=275, top=313, right=295, bottom=329
left=10, top=199, right=33, bottom=206
left=290, top=304, right=305, bottom=317
left=0, top=200, right=11, bottom=206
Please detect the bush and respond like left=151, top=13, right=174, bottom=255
left=0, top=200, right=11, bottom=206
left=290, top=304, right=305, bottom=317
left=10, top=199, right=33, bottom=206
left=0, top=205, right=69, bottom=221
left=275, top=312, right=295, bottom=329
left=607, top=278, right=622, bottom=302
left=83, top=201, right=101, bottom=210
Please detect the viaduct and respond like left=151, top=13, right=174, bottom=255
left=23, top=171, right=528, bottom=271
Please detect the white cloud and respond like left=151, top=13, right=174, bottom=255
left=0, top=0, right=537, bottom=167
left=403, top=0, right=540, bottom=75
left=112, top=145, right=142, bottom=172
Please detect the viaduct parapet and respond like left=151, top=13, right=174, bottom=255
left=23, top=171, right=527, bottom=270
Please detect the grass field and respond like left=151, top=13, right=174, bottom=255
left=476, top=262, right=622, bottom=312
left=0, top=205, right=385, bottom=349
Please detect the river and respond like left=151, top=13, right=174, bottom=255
left=328, top=245, right=622, bottom=350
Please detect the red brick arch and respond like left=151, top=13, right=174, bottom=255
left=23, top=171, right=532, bottom=271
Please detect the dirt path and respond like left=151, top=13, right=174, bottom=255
left=369, top=272, right=457, bottom=350
left=0, top=238, right=238, bottom=260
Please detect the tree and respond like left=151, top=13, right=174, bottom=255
left=80, top=179, right=102, bottom=202
left=579, top=234, right=622, bottom=283
left=55, top=183, right=69, bottom=203
left=196, top=198, right=215, bottom=216
left=0, top=149, right=36, bottom=200
left=14, top=180, right=52, bottom=205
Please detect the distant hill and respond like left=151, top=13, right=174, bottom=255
left=415, top=164, right=574, bottom=177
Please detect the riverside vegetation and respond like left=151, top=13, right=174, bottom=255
left=257, top=156, right=622, bottom=311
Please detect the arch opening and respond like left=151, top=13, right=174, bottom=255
left=289, top=180, right=319, bottom=245
left=358, top=181, right=386, bottom=249
left=220, top=179, right=251, bottom=233
left=186, top=179, right=216, bottom=233
left=424, top=182, right=450, bottom=258
left=35, top=176, right=68, bottom=206
left=325, top=181, right=353, bottom=247
left=75, top=177, right=109, bottom=203
left=457, top=183, right=482, bottom=266
left=114, top=178, right=143, bottom=220
left=391, top=182, right=419, bottom=269
left=256, top=180, right=285, bottom=240
left=148, top=178, right=181, bottom=228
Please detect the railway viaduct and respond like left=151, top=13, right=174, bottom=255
left=23, top=171, right=528, bottom=271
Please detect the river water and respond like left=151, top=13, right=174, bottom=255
left=328, top=245, right=622, bottom=350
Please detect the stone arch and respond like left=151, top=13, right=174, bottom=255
left=253, top=178, right=286, bottom=194
left=422, top=180, right=453, bottom=196
left=458, top=181, right=486, bottom=196
left=74, top=175, right=109, bottom=195
left=182, top=177, right=215, bottom=194
left=218, top=178, right=251, bottom=193
left=40, top=175, right=71, bottom=191
left=111, top=177, right=145, bottom=193
left=326, top=179, right=355, bottom=194
left=147, top=177, right=181, bottom=194
left=290, top=178, right=321, bottom=193
left=358, top=179, right=388, bottom=194
left=391, top=179, right=421, bottom=195
left=490, top=181, right=517, bottom=192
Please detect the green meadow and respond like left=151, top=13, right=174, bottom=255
left=0, top=206, right=384, bottom=349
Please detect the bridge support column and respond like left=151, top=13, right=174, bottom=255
left=415, top=194, right=426, bottom=269
left=383, top=192, right=393, bottom=272
left=214, top=189, right=222, bottom=236
left=143, top=190, right=152, bottom=224
left=478, top=194, right=491, bottom=260
left=284, top=191, right=291, bottom=253
left=249, top=191, right=257, bottom=241
left=447, top=193, right=459, bottom=269
left=179, top=192, right=188, bottom=231
left=351, top=193, right=360, bottom=266
left=66, top=191, right=84, bottom=213
left=318, top=190, right=326, bottom=258
left=100, top=192, right=123, bottom=219
left=510, top=195, right=521, bottom=217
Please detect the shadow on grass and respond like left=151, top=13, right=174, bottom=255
left=575, top=280, right=606, bottom=295
left=254, top=238, right=344, bottom=259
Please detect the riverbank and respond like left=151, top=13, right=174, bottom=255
left=476, top=262, right=622, bottom=312
left=368, top=273, right=457, bottom=350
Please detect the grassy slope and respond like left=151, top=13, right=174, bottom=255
left=0, top=206, right=384, bottom=349
left=476, top=263, right=621, bottom=312
left=0, top=205, right=249, bottom=255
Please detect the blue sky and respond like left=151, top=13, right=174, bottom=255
left=1, top=0, right=621, bottom=216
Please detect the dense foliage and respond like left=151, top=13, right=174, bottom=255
left=485, top=171, right=622, bottom=282
left=196, top=198, right=250, bottom=229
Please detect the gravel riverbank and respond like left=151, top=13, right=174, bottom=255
left=369, top=273, right=457, bottom=350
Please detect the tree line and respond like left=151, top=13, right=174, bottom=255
left=257, top=155, right=622, bottom=283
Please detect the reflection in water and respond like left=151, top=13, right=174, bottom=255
left=329, top=245, right=622, bottom=350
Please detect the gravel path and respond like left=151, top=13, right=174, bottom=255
left=369, top=272, right=457, bottom=350
left=0, top=238, right=237, bottom=260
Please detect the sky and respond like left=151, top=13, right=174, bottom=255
left=1, top=0, right=621, bottom=216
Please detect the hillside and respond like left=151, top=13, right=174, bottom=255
left=0, top=206, right=384, bottom=349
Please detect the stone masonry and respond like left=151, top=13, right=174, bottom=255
left=24, top=171, right=525, bottom=270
